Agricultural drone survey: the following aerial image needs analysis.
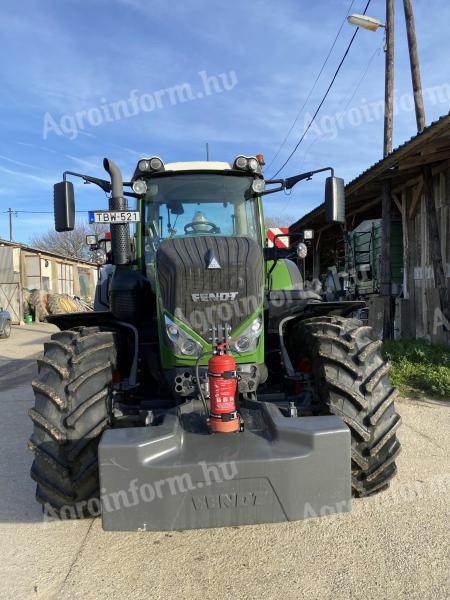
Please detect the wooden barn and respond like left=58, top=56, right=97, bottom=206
left=290, top=113, right=450, bottom=344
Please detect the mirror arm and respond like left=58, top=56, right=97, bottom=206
left=258, top=179, right=285, bottom=197
left=259, top=167, right=335, bottom=197
left=284, top=166, right=334, bottom=190
left=62, top=171, right=112, bottom=193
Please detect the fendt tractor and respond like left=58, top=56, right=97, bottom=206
left=28, top=155, right=401, bottom=531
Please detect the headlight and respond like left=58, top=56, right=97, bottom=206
left=138, top=156, right=164, bottom=173
left=252, top=178, right=265, bottom=194
left=234, top=155, right=248, bottom=170
left=86, top=234, right=98, bottom=246
left=230, top=316, right=262, bottom=354
left=164, top=315, right=202, bottom=357
left=247, top=157, right=259, bottom=172
left=132, top=179, right=147, bottom=194
left=138, top=159, right=151, bottom=172
left=93, top=248, right=107, bottom=264
left=149, top=156, right=164, bottom=171
left=297, top=242, right=308, bottom=259
left=233, top=155, right=261, bottom=173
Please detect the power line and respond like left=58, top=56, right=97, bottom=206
left=276, top=41, right=382, bottom=219
left=271, top=0, right=373, bottom=179
left=266, top=0, right=356, bottom=172
left=342, top=44, right=382, bottom=112
left=3, top=210, right=53, bottom=214
left=1, top=210, right=86, bottom=214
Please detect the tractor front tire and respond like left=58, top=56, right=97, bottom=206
left=291, top=316, right=401, bottom=497
left=28, top=326, right=117, bottom=518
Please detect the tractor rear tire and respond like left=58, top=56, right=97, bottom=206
left=290, top=316, right=401, bottom=497
left=29, top=289, right=48, bottom=322
left=28, top=326, right=117, bottom=518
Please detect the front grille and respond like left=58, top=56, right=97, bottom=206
left=156, top=236, right=263, bottom=338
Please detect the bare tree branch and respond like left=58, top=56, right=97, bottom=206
left=30, top=222, right=108, bottom=261
left=264, top=214, right=296, bottom=229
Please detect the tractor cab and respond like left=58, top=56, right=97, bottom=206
left=135, top=162, right=263, bottom=292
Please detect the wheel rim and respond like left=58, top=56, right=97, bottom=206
left=4, top=322, right=11, bottom=336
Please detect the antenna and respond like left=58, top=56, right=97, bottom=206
left=205, top=143, right=210, bottom=161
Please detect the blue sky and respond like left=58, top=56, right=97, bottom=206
left=1, top=0, right=449, bottom=242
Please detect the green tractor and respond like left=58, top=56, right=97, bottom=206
left=28, top=155, right=401, bottom=530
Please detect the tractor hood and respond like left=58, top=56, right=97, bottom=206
left=156, top=236, right=264, bottom=339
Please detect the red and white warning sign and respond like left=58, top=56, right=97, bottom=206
left=266, top=227, right=289, bottom=248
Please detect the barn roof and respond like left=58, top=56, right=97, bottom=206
left=290, top=112, right=450, bottom=231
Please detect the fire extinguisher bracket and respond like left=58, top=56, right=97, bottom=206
left=208, top=346, right=240, bottom=433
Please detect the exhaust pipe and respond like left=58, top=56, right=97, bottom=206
left=103, top=158, right=130, bottom=266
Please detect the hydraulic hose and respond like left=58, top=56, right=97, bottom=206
left=195, top=352, right=212, bottom=420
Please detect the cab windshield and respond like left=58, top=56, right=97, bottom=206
left=144, top=173, right=259, bottom=239
left=143, top=172, right=260, bottom=281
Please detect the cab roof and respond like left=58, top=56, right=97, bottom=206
left=164, top=161, right=232, bottom=171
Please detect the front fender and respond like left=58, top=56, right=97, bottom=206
left=267, top=293, right=365, bottom=333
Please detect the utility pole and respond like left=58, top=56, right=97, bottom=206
left=8, top=208, right=13, bottom=242
left=380, top=0, right=395, bottom=339
left=403, top=0, right=426, bottom=132
left=383, top=0, right=395, bottom=156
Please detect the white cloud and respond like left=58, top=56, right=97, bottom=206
left=65, top=155, right=101, bottom=171
left=0, top=154, right=38, bottom=169
left=0, top=166, right=54, bottom=186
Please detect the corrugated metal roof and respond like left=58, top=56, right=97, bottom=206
left=290, top=112, right=450, bottom=230
left=0, top=239, right=96, bottom=266
left=346, top=112, right=450, bottom=190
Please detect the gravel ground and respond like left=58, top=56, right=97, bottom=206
left=0, top=326, right=448, bottom=600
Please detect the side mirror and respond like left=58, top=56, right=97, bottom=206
left=325, top=176, right=345, bottom=224
left=86, top=234, right=98, bottom=246
left=54, top=181, right=75, bottom=232
left=168, top=199, right=184, bottom=215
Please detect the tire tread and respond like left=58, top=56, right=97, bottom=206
left=291, top=316, right=401, bottom=497
left=28, top=327, right=116, bottom=518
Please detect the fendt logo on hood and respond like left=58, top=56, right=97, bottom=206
left=191, top=292, right=239, bottom=302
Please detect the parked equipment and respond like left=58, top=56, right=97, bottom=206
left=28, top=156, right=401, bottom=531
left=324, top=219, right=404, bottom=301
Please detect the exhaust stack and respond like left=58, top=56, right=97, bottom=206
left=103, top=158, right=130, bottom=265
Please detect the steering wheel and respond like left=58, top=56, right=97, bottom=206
left=184, top=221, right=221, bottom=234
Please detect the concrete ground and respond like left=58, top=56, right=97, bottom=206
left=0, top=326, right=448, bottom=600
left=0, top=323, right=58, bottom=390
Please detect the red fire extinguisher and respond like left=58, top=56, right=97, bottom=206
left=208, top=344, right=240, bottom=433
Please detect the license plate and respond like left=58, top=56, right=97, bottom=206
left=89, top=211, right=141, bottom=224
